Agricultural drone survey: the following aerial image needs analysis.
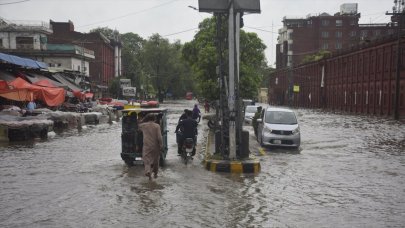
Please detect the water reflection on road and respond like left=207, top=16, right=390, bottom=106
left=0, top=100, right=404, bottom=227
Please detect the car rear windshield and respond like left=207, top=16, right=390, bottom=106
left=245, top=106, right=257, bottom=113
left=265, top=111, right=297, bottom=124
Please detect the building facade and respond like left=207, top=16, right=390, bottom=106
left=0, top=18, right=94, bottom=79
left=48, top=20, right=121, bottom=90
left=276, top=3, right=397, bottom=69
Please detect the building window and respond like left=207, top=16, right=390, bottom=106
left=0, top=38, right=3, bottom=48
left=336, top=31, right=342, bottom=38
left=288, top=32, right=293, bottom=39
left=350, top=20, right=356, bottom=25
left=388, top=29, right=394, bottom=35
left=288, top=44, right=293, bottom=51
left=78, top=65, right=81, bottom=71
left=336, top=20, right=343, bottom=27
left=374, top=30, right=381, bottom=36
left=361, top=30, right=368, bottom=37
left=307, top=20, right=312, bottom=27
left=321, top=20, right=329, bottom=26
left=350, top=31, right=357, bottom=37
left=322, top=42, right=329, bottom=50
left=16, top=37, right=34, bottom=49
left=321, top=31, right=329, bottom=38
left=335, top=42, right=342, bottom=49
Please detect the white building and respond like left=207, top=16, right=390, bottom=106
left=0, top=18, right=94, bottom=77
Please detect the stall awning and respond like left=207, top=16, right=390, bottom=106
left=0, top=52, right=48, bottom=69
left=8, top=77, right=65, bottom=106
left=0, top=70, right=17, bottom=82
left=52, top=73, right=82, bottom=92
left=23, top=72, right=68, bottom=89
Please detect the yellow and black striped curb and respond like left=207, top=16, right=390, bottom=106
left=203, top=159, right=261, bottom=173
left=204, top=130, right=261, bottom=173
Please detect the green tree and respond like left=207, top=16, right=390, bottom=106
left=301, top=50, right=331, bottom=64
left=142, top=34, right=195, bottom=102
left=121, top=32, right=145, bottom=93
left=183, top=17, right=267, bottom=101
left=90, top=27, right=116, bottom=39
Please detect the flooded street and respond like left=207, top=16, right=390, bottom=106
left=1, top=100, right=404, bottom=227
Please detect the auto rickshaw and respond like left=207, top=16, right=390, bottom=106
left=121, top=108, right=168, bottom=166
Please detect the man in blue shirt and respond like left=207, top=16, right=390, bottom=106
left=27, top=100, right=36, bottom=111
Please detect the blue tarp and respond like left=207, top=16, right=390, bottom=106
left=0, top=52, right=48, bottom=69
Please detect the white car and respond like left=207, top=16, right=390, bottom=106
left=244, top=105, right=259, bottom=124
left=257, top=107, right=301, bottom=148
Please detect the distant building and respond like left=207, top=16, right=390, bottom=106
left=0, top=18, right=51, bottom=51
left=0, top=18, right=94, bottom=79
left=48, top=20, right=122, bottom=91
left=276, top=3, right=397, bottom=69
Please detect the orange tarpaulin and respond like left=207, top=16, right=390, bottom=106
left=8, top=77, right=65, bottom=106
left=0, top=88, right=33, bottom=102
left=33, top=79, right=58, bottom=88
left=0, top=79, right=34, bottom=101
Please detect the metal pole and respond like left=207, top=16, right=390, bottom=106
left=228, top=1, right=236, bottom=159
left=216, top=13, right=226, bottom=156
left=387, top=1, right=404, bottom=120
left=394, top=13, right=402, bottom=120
left=235, top=11, right=242, bottom=158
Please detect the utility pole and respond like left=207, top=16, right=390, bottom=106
left=198, top=0, right=260, bottom=159
left=216, top=13, right=229, bottom=157
left=387, top=0, right=404, bottom=120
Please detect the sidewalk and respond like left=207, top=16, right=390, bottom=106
left=203, top=125, right=261, bottom=173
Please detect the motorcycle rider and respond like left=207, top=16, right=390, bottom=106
left=192, top=104, right=201, bottom=122
left=175, top=110, right=198, bottom=156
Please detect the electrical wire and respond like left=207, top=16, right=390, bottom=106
left=163, top=27, right=198, bottom=37
left=77, top=0, right=179, bottom=28
left=0, top=0, right=29, bottom=5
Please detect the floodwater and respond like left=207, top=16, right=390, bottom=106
left=0, top=100, right=404, bottom=228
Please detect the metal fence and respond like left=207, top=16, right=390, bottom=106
left=269, top=37, right=405, bottom=119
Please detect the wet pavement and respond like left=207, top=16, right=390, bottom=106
left=0, top=100, right=404, bottom=227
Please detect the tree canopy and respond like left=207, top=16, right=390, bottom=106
left=183, top=16, right=268, bottom=101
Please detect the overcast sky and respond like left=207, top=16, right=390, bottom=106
left=0, top=0, right=394, bottom=67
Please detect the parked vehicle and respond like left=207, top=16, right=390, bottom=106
left=257, top=107, right=300, bottom=148
left=244, top=105, right=259, bottom=124
left=121, top=107, right=168, bottom=166
left=186, top=92, right=193, bottom=100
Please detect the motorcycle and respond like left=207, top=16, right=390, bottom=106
left=180, top=137, right=196, bottom=164
left=176, top=131, right=196, bottom=164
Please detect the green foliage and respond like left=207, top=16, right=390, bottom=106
left=89, top=27, right=117, bottom=39
left=108, top=77, right=121, bottom=98
left=301, top=50, right=331, bottom=64
left=182, top=16, right=268, bottom=100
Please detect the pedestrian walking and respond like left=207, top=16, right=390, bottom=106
left=138, top=113, right=163, bottom=180
left=252, top=106, right=262, bottom=137
left=204, top=100, right=210, bottom=113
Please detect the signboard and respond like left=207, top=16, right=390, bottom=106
left=120, top=79, right=131, bottom=88
left=293, top=85, right=300, bottom=93
left=122, top=87, right=136, bottom=97
left=198, top=0, right=260, bottom=13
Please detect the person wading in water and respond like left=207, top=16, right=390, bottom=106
left=139, top=113, right=163, bottom=180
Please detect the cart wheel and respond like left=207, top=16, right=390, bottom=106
left=159, top=156, right=165, bottom=167
left=124, top=158, right=133, bottom=166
